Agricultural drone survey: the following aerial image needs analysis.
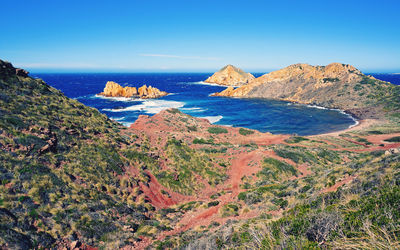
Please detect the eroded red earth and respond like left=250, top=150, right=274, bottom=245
left=120, top=110, right=399, bottom=249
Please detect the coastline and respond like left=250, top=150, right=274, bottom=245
left=312, top=118, right=380, bottom=137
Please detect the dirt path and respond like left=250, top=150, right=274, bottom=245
left=139, top=171, right=191, bottom=209
left=133, top=149, right=267, bottom=249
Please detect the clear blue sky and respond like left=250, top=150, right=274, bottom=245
left=1, top=0, right=399, bottom=72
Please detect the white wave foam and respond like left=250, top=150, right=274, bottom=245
left=330, top=108, right=359, bottom=129
left=111, top=116, right=125, bottom=121
left=201, top=115, right=223, bottom=124
left=348, top=120, right=359, bottom=129
left=306, top=104, right=328, bottom=110
left=121, top=122, right=134, bottom=127
left=304, top=104, right=359, bottom=129
left=189, top=81, right=241, bottom=87
left=94, top=94, right=143, bottom=102
left=103, top=99, right=185, bottom=114
left=180, top=107, right=206, bottom=113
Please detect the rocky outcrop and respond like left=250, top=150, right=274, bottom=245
left=212, top=63, right=392, bottom=111
left=0, top=60, right=29, bottom=80
left=98, top=81, right=168, bottom=99
left=205, top=65, right=255, bottom=86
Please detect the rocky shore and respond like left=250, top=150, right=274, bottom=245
left=212, top=63, right=393, bottom=113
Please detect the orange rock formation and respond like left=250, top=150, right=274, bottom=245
left=98, top=81, right=168, bottom=99
left=205, top=65, right=255, bottom=86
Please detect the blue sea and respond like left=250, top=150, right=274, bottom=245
left=32, top=73, right=400, bottom=135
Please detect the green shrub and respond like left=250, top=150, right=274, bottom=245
left=384, top=136, right=400, bottom=142
left=166, top=108, right=181, bottom=114
left=285, top=136, right=309, bottom=143
left=193, top=138, right=214, bottom=144
left=257, top=158, right=298, bottom=181
left=274, top=148, right=317, bottom=164
left=207, top=201, right=220, bottom=207
left=208, top=127, right=228, bottom=134
left=323, top=77, right=340, bottom=83
left=238, top=192, right=247, bottom=200
left=239, top=128, right=254, bottom=136
left=186, top=125, right=197, bottom=131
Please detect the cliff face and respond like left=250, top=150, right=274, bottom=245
left=99, top=81, right=168, bottom=99
left=212, top=63, right=393, bottom=111
left=205, top=65, right=255, bottom=86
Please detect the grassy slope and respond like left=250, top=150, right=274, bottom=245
left=0, top=62, right=161, bottom=248
left=0, top=61, right=231, bottom=249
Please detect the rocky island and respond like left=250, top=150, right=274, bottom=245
left=98, top=81, right=168, bottom=99
left=212, top=63, right=396, bottom=118
left=205, top=64, right=255, bottom=86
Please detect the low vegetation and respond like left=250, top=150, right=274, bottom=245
left=207, top=126, right=228, bottom=134
left=239, top=128, right=254, bottom=136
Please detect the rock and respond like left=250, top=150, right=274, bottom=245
left=70, top=240, right=81, bottom=249
left=205, top=65, right=255, bottom=86
left=211, top=86, right=235, bottom=96
left=15, top=68, right=29, bottom=77
left=385, top=147, right=400, bottom=156
left=98, top=81, right=168, bottom=99
left=0, top=60, right=30, bottom=80
left=99, top=81, right=137, bottom=98
left=212, top=63, right=393, bottom=111
left=38, top=132, right=57, bottom=155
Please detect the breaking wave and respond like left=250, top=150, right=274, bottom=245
left=103, top=99, right=185, bottom=114
left=200, top=115, right=223, bottom=124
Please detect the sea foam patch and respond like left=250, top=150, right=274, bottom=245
left=110, top=116, right=125, bottom=121
left=94, top=94, right=143, bottom=102
left=180, top=107, right=207, bottom=113
left=188, top=81, right=237, bottom=87
left=121, top=122, right=134, bottom=127
left=103, top=99, right=185, bottom=114
left=200, top=115, right=223, bottom=124
left=306, top=104, right=328, bottom=110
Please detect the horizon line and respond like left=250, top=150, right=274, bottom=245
left=22, top=69, right=400, bottom=74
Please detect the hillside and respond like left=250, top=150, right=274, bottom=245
left=205, top=65, right=255, bottom=86
left=213, top=63, right=400, bottom=118
left=0, top=60, right=177, bottom=249
left=1, top=59, right=400, bottom=249
left=130, top=108, right=400, bottom=249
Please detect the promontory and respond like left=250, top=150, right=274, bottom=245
left=212, top=63, right=398, bottom=118
left=98, top=81, right=168, bottom=99
left=205, top=64, right=255, bottom=86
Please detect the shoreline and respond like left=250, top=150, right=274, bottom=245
left=98, top=92, right=368, bottom=136
left=312, top=118, right=380, bottom=137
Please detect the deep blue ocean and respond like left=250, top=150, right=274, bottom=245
left=32, top=73, right=400, bottom=135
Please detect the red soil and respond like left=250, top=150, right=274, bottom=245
left=139, top=171, right=190, bottom=209
left=125, top=111, right=399, bottom=249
